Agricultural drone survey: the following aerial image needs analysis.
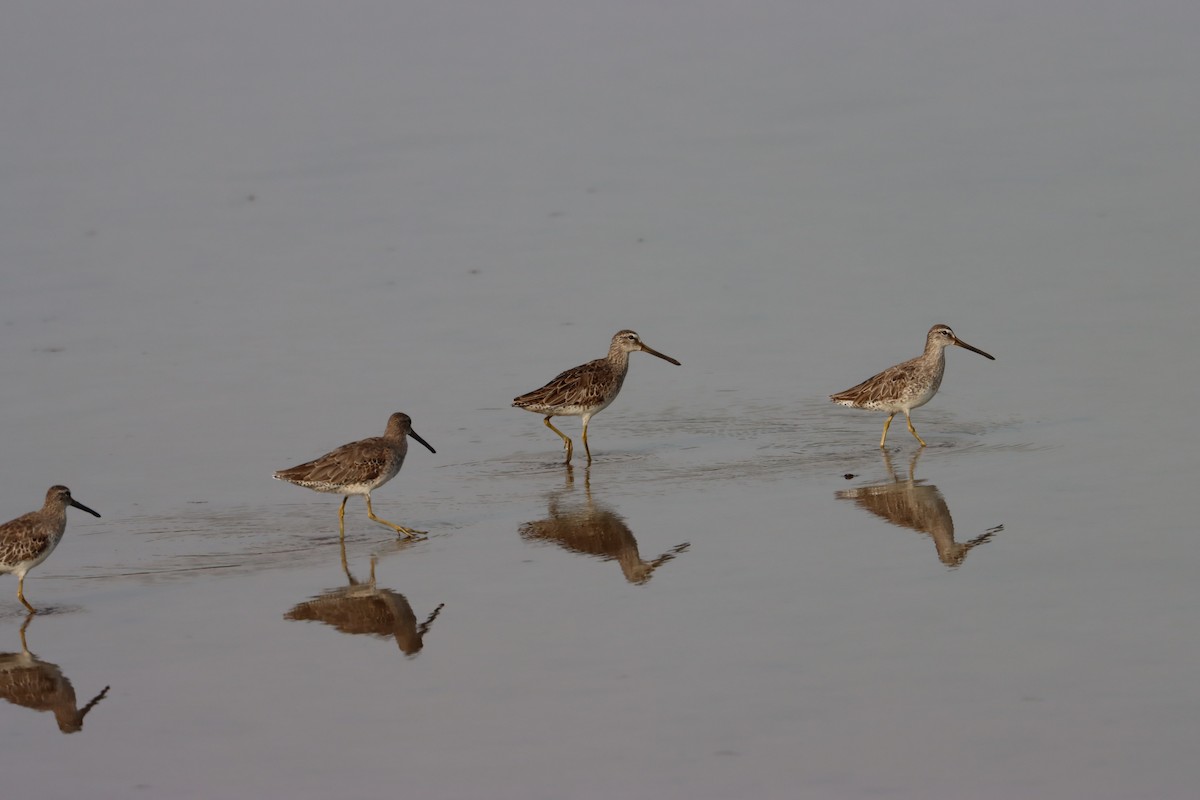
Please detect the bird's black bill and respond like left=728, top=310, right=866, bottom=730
left=409, top=430, right=437, bottom=454
left=954, top=339, right=996, bottom=361
left=640, top=344, right=682, bottom=366
left=70, top=498, right=102, bottom=518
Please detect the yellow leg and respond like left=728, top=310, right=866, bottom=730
left=544, top=416, right=573, bottom=463
left=904, top=411, right=927, bottom=447
left=581, top=415, right=593, bottom=463
left=879, top=413, right=896, bottom=448
left=17, top=576, right=37, bottom=614
left=338, top=496, right=349, bottom=538
left=364, top=495, right=427, bottom=539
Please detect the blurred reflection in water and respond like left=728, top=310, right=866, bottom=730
left=520, top=465, right=689, bottom=584
left=837, top=450, right=1002, bottom=568
left=0, top=615, right=109, bottom=733
left=285, top=543, right=443, bottom=657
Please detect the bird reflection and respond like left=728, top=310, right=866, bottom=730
left=285, top=542, right=443, bottom=656
left=0, top=615, right=109, bottom=733
left=837, top=450, right=1001, bottom=568
left=519, top=465, right=689, bottom=584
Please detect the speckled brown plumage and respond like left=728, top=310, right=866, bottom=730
left=831, top=324, right=995, bottom=447
left=513, top=330, right=681, bottom=463
left=274, top=412, right=435, bottom=538
left=0, top=486, right=101, bottom=613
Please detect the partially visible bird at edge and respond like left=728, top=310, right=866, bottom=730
left=0, top=486, right=101, bottom=613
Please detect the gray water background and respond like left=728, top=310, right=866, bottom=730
left=1, top=2, right=1198, bottom=798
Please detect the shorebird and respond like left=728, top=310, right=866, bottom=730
left=513, top=330, right=681, bottom=463
left=0, top=486, right=101, bottom=613
left=274, top=412, right=435, bottom=538
left=831, top=324, right=995, bottom=447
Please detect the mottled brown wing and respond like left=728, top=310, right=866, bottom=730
left=275, top=437, right=392, bottom=487
left=831, top=360, right=920, bottom=407
left=0, top=514, right=52, bottom=564
left=513, top=358, right=613, bottom=411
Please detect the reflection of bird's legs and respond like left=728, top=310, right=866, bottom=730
left=881, top=448, right=922, bottom=485
left=880, top=448, right=899, bottom=482
left=418, top=603, right=445, bottom=636
left=364, top=495, right=426, bottom=539
left=903, top=410, right=927, bottom=447
left=339, top=536, right=353, bottom=583
left=17, top=575, right=37, bottom=614
left=19, top=613, right=33, bottom=652
left=907, top=448, right=924, bottom=481
left=880, top=413, right=896, bottom=448
left=544, top=417, right=573, bottom=463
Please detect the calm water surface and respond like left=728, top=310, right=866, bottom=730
left=1, top=2, right=1198, bottom=799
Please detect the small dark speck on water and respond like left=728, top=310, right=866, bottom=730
left=469, top=268, right=481, bottom=275
left=843, top=473, right=856, bottom=480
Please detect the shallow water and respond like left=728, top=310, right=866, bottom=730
left=1, top=2, right=1199, bottom=798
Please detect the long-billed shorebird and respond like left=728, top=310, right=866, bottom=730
left=0, top=486, right=101, bottom=613
left=513, top=330, right=681, bottom=463
left=274, top=412, right=435, bottom=538
left=831, top=324, right=995, bottom=447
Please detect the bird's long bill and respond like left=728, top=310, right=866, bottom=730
left=638, top=343, right=682, bottom=366
left=408, top=429, right=437, bottom=454
left=953, top=337, right=996, bottom=361
left=70, top=498, right=102, bottom=518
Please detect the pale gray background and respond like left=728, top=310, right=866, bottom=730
left=1, top=2, right=1197, bottom=798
